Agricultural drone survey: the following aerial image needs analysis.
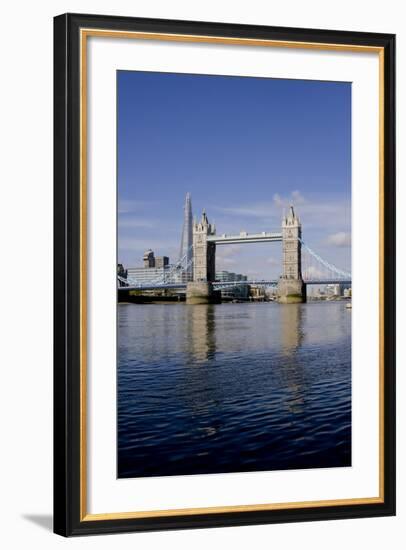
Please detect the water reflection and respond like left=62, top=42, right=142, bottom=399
left=280, top=303, right=304, bottom=354
left=117, top=302, right=351, bottom=478
left=280, top=304, right=306, bottom=414
left=182, top=303, right=306, bottom=362
left=185, top=304, right=217, bottom=363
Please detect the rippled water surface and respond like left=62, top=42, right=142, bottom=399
left=117, top=302, right=351, bottom=478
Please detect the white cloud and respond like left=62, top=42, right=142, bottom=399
left=216, top=245, right=241, bottom=269
left=325, top=232, right=351, bottom=247
left=211, top=192, right=350, bottom=238
left=291, top=190, right=306, bottom=204
left=216, top=245, right=241, bottom=258
left=273, top=190, right=305, bottom=208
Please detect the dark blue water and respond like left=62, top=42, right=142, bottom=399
left=117, top=302, right=351, bottom=478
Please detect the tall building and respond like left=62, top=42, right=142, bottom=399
left=127, top=265, right=170, bottom=285
left=215, top=270, right=247, bottom=283
left=117, top=263, right=128, bottom=286
left=117, top=263, right=127, bottom=278
left=155, top=256, right=169, bottom=268
left=143, top=249, right=155, bottom=268
left=215, top=270, right=249, bottom=300
left=179, top=192, right=194, bottom=281
left=326, top=283, right=351, bottom=297
left=127, top=250, right=171, bottom=285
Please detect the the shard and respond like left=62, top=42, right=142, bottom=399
left=179, top=192, right=193, bottom=281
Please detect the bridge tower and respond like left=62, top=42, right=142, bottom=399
left=186, top=210, right=217, bottom=304
left=192, top=210, right=216, bottom=282
left=277, top=205, right=306, bottom=303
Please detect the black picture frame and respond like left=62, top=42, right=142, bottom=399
left=54, top=12, right=396, bottom=536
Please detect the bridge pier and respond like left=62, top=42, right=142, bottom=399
left=186, top=282, right=220, bottom=304
left=277, top=278, right=306, bottom=304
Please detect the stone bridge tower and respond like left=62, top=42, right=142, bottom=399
left=277, top=206, right=306, bottom=303
left=186, top=210, right=217, bottom=304
left=192, top=210, right=216, bottom=282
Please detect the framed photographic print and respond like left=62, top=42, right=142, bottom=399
left=54, top=13, right=396, bottom=536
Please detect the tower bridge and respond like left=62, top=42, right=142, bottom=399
left=118, top=198, right=351, bottom=304
left=189, top=205, right=306, bottom=304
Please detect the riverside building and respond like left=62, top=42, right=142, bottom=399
left=215, top=270, right=249, bottom=300
left=127, top=250, right=171, bottom=285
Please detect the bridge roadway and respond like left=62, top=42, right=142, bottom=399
left=118, top=279, right=351, bottom=292
left=207, top=232, right=282, bottom=245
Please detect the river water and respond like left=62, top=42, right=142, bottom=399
left=117, top=301, right=351, bottom=478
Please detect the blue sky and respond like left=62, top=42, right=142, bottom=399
left=118, top=71, right=351, bottom=279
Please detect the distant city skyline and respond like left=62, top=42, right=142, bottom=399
left=118, top=71, right=351, bottom=279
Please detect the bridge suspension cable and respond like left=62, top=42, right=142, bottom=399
left=122, top=245, right=194, bottom=288
left=299, top=238, right=351, bottom=280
